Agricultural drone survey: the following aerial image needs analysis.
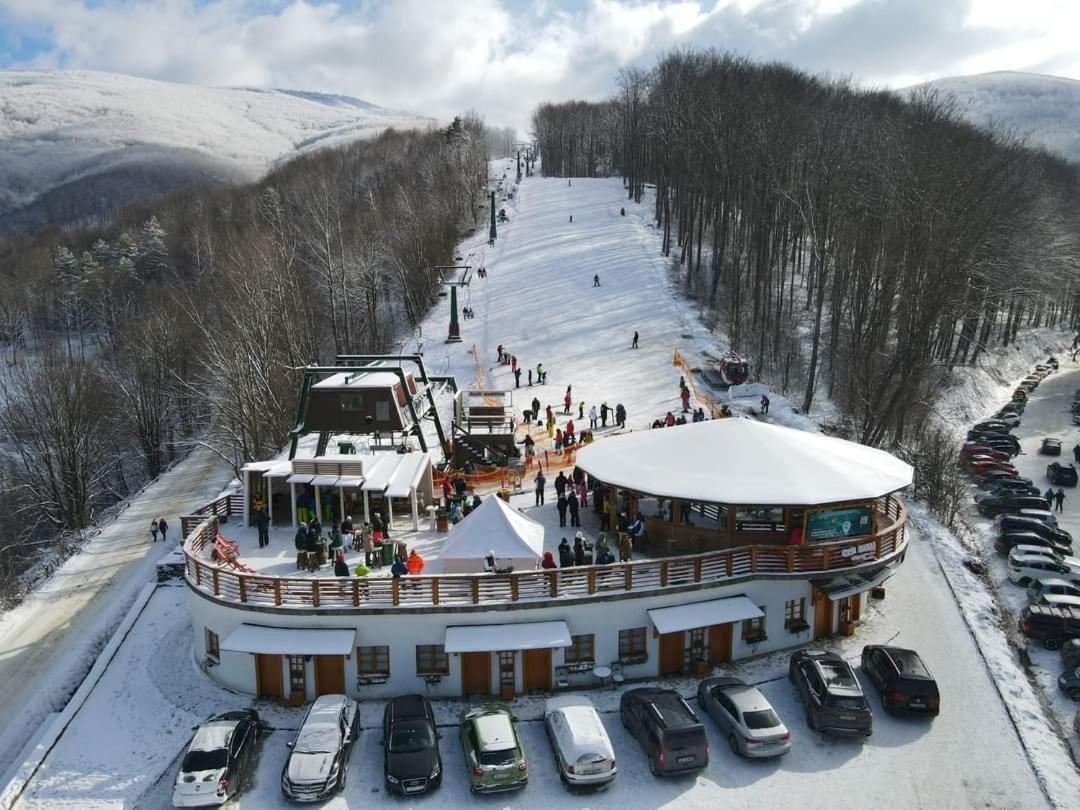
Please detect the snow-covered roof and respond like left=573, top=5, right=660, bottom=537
left=648, top=596, right=762, bottom=634
left=814, top=566, right=897, bottom=602
left=190, top=722, right=234, bottom=752
left=361, top=454, right=398, bottom=492
left=264, top=461, right=295, bottom=478
left=386, top=453, right=428, bottom=498
left=575, top=418, right=913, bottom=506
left=220, top=624, right=355, bottom=656
left=439, top=495, right=544, bottom=562
left=240, top=461, right=275, bottom=473
left=445, top=621, right=571, bottom=653
left=312, top=371, right=404, bottom=390
left=310, top=475, right=339, bottom=487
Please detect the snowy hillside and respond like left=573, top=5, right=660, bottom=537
left=918, top=71, right=1080, bottom=164
left=0, top=70, right=433, bottom=231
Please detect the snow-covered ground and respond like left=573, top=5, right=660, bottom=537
left=0, top=447, right=232, bottom=780
left=9, top=173, right=1073, bottom=808
left=0, top=69, right=432, bottom=222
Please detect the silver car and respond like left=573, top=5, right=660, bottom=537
left=696, top=677, right=790, bottom=758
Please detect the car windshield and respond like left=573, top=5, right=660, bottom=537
left=478, top=748, right=518, bottom=766
left=389, top=721, right=434, bottom=753
left=819, top=662, right=858, bottom=690
left=181, top=749, right=227, bottom=772
left=743, top=709, right=781, bottom=730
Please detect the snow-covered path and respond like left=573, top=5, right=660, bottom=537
left=0, top=448, right=230, bottom=776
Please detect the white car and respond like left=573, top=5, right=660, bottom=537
left=1027, top=578, right=1080, bottom=604
left=173, top=710, right=260, bottom=807
left=281, top=694, right=359, bottom=802
left=1034, top=593, right=1080, bottom=610
left=543, top=696, right=617, bottom=788
left=696, top=677, right=791, bottom=758
left=1007, top=552, right=1080, bottom=587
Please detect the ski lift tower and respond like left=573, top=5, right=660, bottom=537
left=513, top=141, right=531, bottom=183
left=436, top=264, right=471, bottom=343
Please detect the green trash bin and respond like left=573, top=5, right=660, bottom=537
left=380, top=542, right=395, bottom=567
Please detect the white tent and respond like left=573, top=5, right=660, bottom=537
left=575, top=417, right=913, bottom=506
left=439, top=495, right=544, bottom=574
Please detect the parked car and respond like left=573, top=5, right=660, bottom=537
left=978, top=474, right=1033, bottom=491
left=967, top=458, right=1018, bottom=479
left=1048, top=463, right=1079, bottom=487
left=995, top=515, right=1072, bottom=546
left=1007, top=551, right=1080, bottom=587
left=789, top=650, right=872, bottom=737
left=977, top=493, right=1050, bottom=518
left=1026, top=578, right=1080, bottom=603
left=1000, top=398, right=1025, bottom=414
left=460, top=705, right=528, bottom=794
left=620, top=688, right=709, bottom=776
left=1047, top=357, right=1059, bottom=370
left=1021, top=375, right=1041, bottom=390
left=1056, top=668, right=1080, bottom=701
left=991, top=411, right=1022, bottom=428
left=696, top=677, right=790, bottom=758
left=173, top=710, right=261, bottom=807
left=860, top=646, right=940, bottom=717
left=973, top=420, right=1013, bottom=434
left=1042, top=438, right=1063, bottom=456
left=1072, top=412, right=1080, bottom=426
left=1019, top=604, right=1080, bottom=650
left=382, top=695, right=442, bottom=796
left=281, top=694, right=358, bottom=801
left=973, top=466, right=1021, bottom=485
left=967, top=431, right=1021, bottom=455
left=1013, top=508, right=1058, bottom=527
left=961, top=443, right=1012, bottom=463
left=977, top=481, right=1041, bottom=500
left=1012, top=388, right=1028, bottom=403
left=543, top=696, right=617, bottom=788
left=997, top=532, right=1074, bottom=557
left=1034, top=593, right=1080, bottom=610
left=1060, top=639, right=1080, bottom=670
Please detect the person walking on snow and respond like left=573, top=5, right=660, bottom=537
left=600, top=402, right=609, bottom=427
left=589, top=405, right=598, bottom=429
left=514, top=367, right=522, bottom=388
left=557, top=492, right=568, bottom=527
left=537, top=363, right=546, bottom=384
left=632, top=331, right=639, bottom=349
left=1045, top=487, right=1055, bottom=506
left=615, top=403, right=626, bottom=428
left=256, top=508, right=270, bottom=548
left=680, top=385, right=691, bottom=413
left=1073, top=443, right=1080, bottom=465
left=554, top=427, right=564, bottom=452
left=593, top=274, right=600, bottom=287
left=564, top=390, right=572, bottom=414
left=568, top=490, right=580, bottom=527
left=534, top=469, right=547, bottom=506
left=528, top=368, right=533, bottom=386
left=532, top=396, right=541, bottom=424
left=566, top=418, right=576, bottom=444
left=150, top=519, right=159, bottom=543
left=511, top=355, right=518, bottom=373
left=578, top=401, right=585, bottom=420
left=158, top=518, right=169, bottom=543
left=1056, top=488, right=1067, bottom=513
left=558, top=537, right=574, bottom=567
left=761, top=394, right=770, bottom=415
left=497, top=344, right=504, bottom=363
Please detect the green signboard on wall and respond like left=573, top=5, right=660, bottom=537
left=807, top=507, right=873, bottom=541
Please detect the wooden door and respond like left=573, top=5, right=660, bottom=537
left=523, top=648, right=551, bottom=692
left=708, top=623, right=733, bottom=665
left=461, top=651, right=491, bottom=696
left=255, top=653, right=283, bottom=699
left=659, top=632, right=684, bottom=676
left=314, top=655, right=345, bottom=696
left=813, top=591, right=834, bottom=639
left=851, top=593, right=863, bottom=621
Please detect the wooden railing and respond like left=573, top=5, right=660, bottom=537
left=180, top=492, right=243, bottom=537
left=182, top=496, right=907, bottom=611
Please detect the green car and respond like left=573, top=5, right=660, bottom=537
left=459, top=705, right=528, bottom=794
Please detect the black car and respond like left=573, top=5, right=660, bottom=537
left=620, top=688, right=709, bottom=776
left=995, top=515, right=1073, bottom=546
left=1061, top=639, right=1080, bottom=670
left=1041, top=438, right=1063, bottom=456
left=1020, top=604, right=1080, bottom=650
left=979, top=480, right=1041, bottom=498
left=967, top=432, right=1021, bottom=456
left=977, top=474, right=1033, bottom=491
left=860, top=646, right=940, bottom=717
left=1048, top=463, right=1079, bottom=487
left=789, top=650, right=872, bottom=737
left=973, top=420, right=1013, bottom=434
left=173, top=709, right=261, bottom=807
left=977, top=494, right=1052, bottom=518
left=995, top=531, right=1073, bottom=557
left=383, top=695, right=442, bottom=795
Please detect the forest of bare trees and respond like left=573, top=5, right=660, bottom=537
left=0, top=116, right=491, bottom=596
left=533, top=52, right=1080, bottom=458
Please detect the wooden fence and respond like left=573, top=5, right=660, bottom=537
left=182, top=495, right=907, bottom=611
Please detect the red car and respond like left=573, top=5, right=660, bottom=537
left=960, top=444, right=1011, bottom=463
left=968, top=458, right=1018, bottom=478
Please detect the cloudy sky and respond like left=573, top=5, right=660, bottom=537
left=1, top=0, right=1078, bottom=130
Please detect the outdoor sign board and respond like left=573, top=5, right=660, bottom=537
left=808, top=506, right=873, bottom=541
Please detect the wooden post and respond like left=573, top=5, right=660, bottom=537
left=471, top=578, right=480, bottom=603
left=511, top=577, right=520, bottom=601
left=549, top=571, right=558, bottom=598
left=212, top=568, right=219, bottom=596
left=660, top=561, right=668, bottom=587
left=750, top=547, right=758, bottom=572
left=432, top=578, right=440, bottom=605
left=392, top=578, right=400, bottom=606
left=312, top=581, right=320, bottom=607
left=274, top=579, right=282, bottom=605
left=195, top=560, right=202, bottom=586
left=725, top=554, right=733, bottom=577
left=693, top=558, right=702, bottom=582
left=239, top=575, right=247, bottom=602
left=787, top=547, right=795, bottom=572
left=822, top=546, right=831, bottom=571
left=352, top=580, right=360, bottom=607
left=588, top=569, right=596, bottom=594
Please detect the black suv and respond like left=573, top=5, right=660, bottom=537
left=860, top=646, right=940, bottom=717
left=383, top=695, right=442, bottom=795
left=979, top=480, right=1040, bottom=498
left=789, top=650, right=872, bottom=737
left=995, top=531, right=1073, bottom=557
left=996, top=515, right=1073, bottom=547
left=977, top=493, right=1051, bottom=518
left=1020, top=604, right=1080, bottom=650
left=620, top=688, right=708, bottom=776
left=1048, top=463, right=1079, bottom=487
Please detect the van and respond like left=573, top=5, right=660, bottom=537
left=619, top=688, right=708, bottom=776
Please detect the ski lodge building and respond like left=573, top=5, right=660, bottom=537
left=182, top=412, right=911, bottom=704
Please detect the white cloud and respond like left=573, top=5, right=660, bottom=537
left=2, top=0, right=1080, bottom=132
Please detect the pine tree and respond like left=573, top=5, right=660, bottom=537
left=137, top=216, right=169, bottom=279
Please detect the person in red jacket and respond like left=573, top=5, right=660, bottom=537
left=680, top=386, right=691, bottom=412
left=406, top=549, right=425, bottom=575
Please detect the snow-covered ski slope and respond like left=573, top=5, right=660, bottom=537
left=0, top=70, right=432, bottom=224
left=421, top=167, right=723, bottom=428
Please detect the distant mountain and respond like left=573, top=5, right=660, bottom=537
left=0, top=70, right=433, bottom=232
left=917, top=71, right=1080, bottom=164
